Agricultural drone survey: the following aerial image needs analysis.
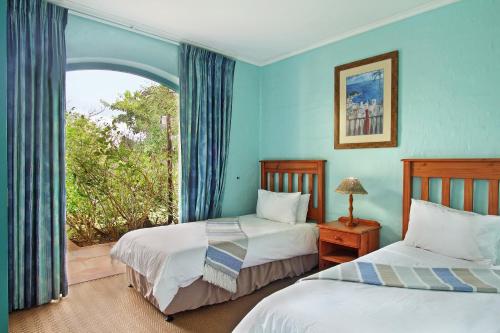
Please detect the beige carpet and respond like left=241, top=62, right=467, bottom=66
left=9, top=273, right=300, bottom=333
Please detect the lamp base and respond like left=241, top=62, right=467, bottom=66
left=338, top=216, right=360, bottom=227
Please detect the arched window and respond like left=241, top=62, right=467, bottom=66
left=65, top=69, right=179, bottom=250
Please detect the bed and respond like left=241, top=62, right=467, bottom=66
left=111, top=159, right=326, bottom=317
left=234, top=158, right=500, bottom=333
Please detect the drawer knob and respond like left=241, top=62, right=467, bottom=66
left=334, top=236, right=342, bottom=242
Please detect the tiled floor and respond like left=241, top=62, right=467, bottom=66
left=67, top=240, right=125, bottom=285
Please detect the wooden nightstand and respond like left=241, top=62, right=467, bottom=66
left=318, top=219, right=381, bottom=269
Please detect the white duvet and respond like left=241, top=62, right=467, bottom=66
left=110, top=214, right=318, bottom=311
left=234, top=241, right=500, bottom=333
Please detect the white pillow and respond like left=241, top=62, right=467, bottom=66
left=404, top=199, right=500, bottom=264
left=256, top=190, right=301, bottom=224
left=296, top=194, right=311, bottom=223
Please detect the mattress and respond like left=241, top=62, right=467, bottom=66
left=234, top=241, right=500, bottom=333
left=110, top=214, right=318, bottom=311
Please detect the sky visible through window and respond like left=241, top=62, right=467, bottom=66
left=66, top=70, right=158, bottom=129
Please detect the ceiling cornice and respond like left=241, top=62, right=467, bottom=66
left=258, top=0, right=459, bottom=65
left=49, top=0, right=459, bottom=67
left=49, top=0, right=253, bottom=64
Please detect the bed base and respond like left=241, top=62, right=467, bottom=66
left=126, top=253, right=318, bottom=316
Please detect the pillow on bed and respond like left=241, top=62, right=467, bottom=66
left=404, top=199, right=500, bottom=264
left=296, top=194, right=311, bottom=223
left=256, top=190, right=301, bottom=224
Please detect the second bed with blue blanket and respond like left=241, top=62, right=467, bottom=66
left=235, top=241, right=500, bottom=333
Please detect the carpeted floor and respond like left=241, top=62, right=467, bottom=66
left=9, top=273, right=300, bottom=333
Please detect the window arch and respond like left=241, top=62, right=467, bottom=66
left=66, top=57, right=179, bottom=91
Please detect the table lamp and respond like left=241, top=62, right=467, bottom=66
left=335, top=177, right=367, bottom=227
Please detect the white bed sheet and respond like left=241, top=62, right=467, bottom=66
left=234, top=241, right=500, bottom=333
left=110, top=214, right=318, bottom=311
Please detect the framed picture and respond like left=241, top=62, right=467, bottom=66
left=334, top=51, right=398, bottom=149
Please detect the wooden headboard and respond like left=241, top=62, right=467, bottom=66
left=402, top=158, right=500, bottom=237
left=260, top=160, right=326, bottom=224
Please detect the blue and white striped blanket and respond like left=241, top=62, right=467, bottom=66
left=302, top=261, right=500, bottom=293
left=202, top=217, right=248, bottom=293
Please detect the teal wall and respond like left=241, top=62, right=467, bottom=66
left=259, top=0, right=500, bottom=245
left=66, top=14, right=179, bottom=89
left=0, top=1, right=8, bottom=331
left=65, top=14, right=262, bottom=218
left=222, top=61, right=261, bottom=216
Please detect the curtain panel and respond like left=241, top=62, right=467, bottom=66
left=179, top=44, right=236, bottom=223
left=7, top=0, right=68, bottom=310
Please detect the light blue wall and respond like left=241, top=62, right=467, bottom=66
left=259, top=0, right=500, bottom=245
left=65, top=14, right=262, bottom=218
left=0, top=1, right=7, bottom=330
left=221, top=62, right=261, bottom=216
left=66, top=14, right=179, bottom=89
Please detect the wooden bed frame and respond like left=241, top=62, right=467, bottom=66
left=402, top=158, right=500, bottom=237
left=260, top=160, right=326, bottom=224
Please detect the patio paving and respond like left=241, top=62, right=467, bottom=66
left=67, top=240, right=126, bottom=285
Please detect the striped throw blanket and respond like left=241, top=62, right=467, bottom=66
left=302, top=261, right=500, bottom=293
left=202, top=217, right=248, bottom=293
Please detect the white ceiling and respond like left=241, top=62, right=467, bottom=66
left=50, top=0, right=457, bottom=66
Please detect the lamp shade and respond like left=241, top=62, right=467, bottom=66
left=335, top=177, right=367, bottom=195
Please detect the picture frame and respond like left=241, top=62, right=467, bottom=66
left=334, top=51, right=398, bottom=149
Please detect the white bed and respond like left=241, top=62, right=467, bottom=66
left=111, top=214, right=318, bottom=311
left=235, top=158, right=500, bottom=333
left=111, top=159, right=326, bottom=315
left=234, top=241, right=500, bottom=333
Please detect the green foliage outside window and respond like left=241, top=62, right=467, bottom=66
left=66, top=85, right=179, bottom=246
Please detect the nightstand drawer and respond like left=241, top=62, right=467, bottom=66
left=320, top=229, right=359, bottom=248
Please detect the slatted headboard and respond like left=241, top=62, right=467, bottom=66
left=260, top=160, right=326, bottom=224
left=402, top=158, right=500, bottom=237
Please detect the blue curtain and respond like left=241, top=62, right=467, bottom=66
left=179, top=44, right=236, bottom=222
left=7, top=0, right=68, bottom=310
